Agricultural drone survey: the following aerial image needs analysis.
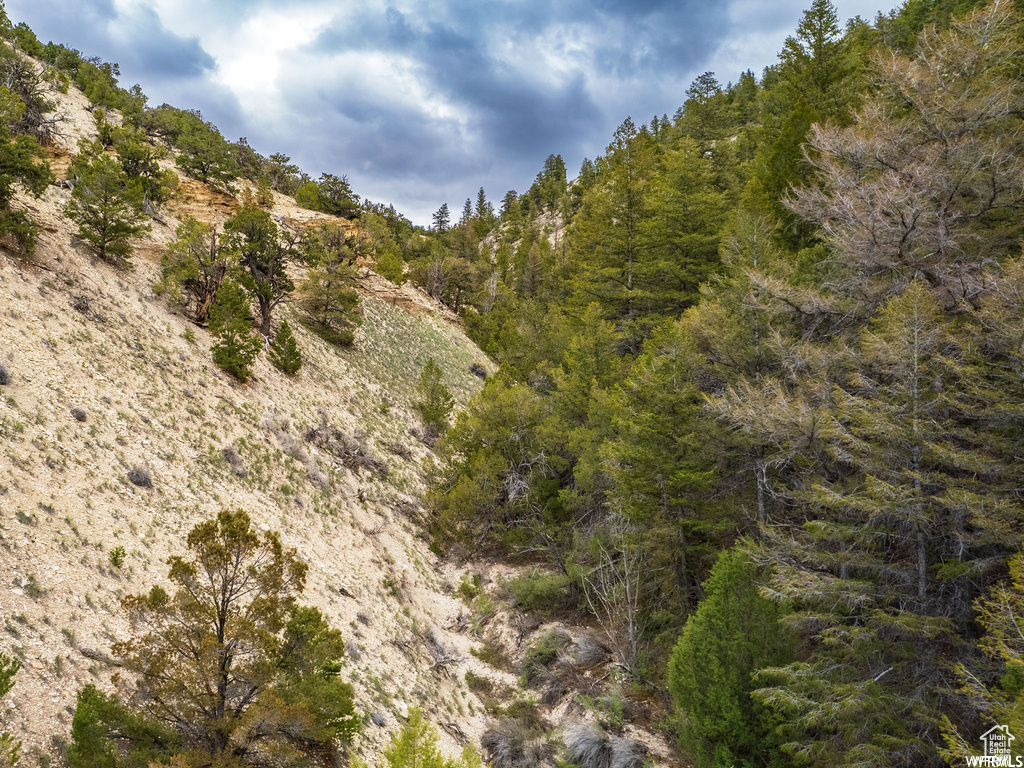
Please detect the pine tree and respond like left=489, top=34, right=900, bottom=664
left=432, top=202, right=450, bottom=233
left=268, top=319, right=301, bottom=375
left=209, top=278, right=262, bottom=382
left=65, top=144, right=149, bottom=269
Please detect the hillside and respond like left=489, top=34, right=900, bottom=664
left=0, top=40, right=685, bottom=768
left=0, top=61, right=489, bottom=764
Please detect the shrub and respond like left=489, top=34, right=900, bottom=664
left=572, top=631, right=611, bottom=669
left=221, top=445, right=246, bottom=477
left=480, top=716, right=552, bottom=768
left=268, top=319, right=302, bottom=375
left=0, top=652, right=20, bottom=768
left=108, top=546, right=127, bottom=568
left=470, top=631, right=511, bottom=670
left=563, top=722, right=647, bottom=768
left=464, top=669, right=493, bottom=696
left=506, top=571, right=573, bottom=614
left=127, top=465, right=152, bottom=488
left=520, top=629, right=570, bottom=688
left=458, top=573, right=483, bottom=602
left=371, top=707, right=482, bottom=768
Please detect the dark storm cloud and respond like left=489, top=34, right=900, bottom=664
left=6, top=0, right=244, bottom=145
left=277, top=0, right=729, bottom=214
left=3, top=0, right=890, bottom=222
left=7, top=0, right=215, bottom=79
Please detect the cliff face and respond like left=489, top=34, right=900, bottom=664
left=0, top=62, right=497, bottom=764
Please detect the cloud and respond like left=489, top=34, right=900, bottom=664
left=5, top=0, right=895, bottom=223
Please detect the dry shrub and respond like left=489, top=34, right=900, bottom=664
left=221, top=445, right=246, bottom=477
left=573, top=631, right=611, bottom=669
left=304, top=413, right=388, bottom=477
left=481, top=717, right=553, bottom=768
left=563, top=723, right=647, bottom=768
left=127, top=465, right=153, bottom=488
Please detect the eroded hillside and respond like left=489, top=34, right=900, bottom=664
left=0, top=66, right=500, bottom=763
left=0, top=50, right=681, bottom=768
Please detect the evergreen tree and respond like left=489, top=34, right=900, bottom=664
left=68, top=510, right=358, bottom=765
left=159, top=217, right=231, bottom=324
left=432, top=202, right=451, bottom=233
left=0, top=118, right=52, bottom=253
left=668, top=548, right=795, bottom=768
left=604, top=320, right=722, bottom=617
left=175, top=120, right=238, bottom=186
left=209, top=278, right=262, bottom=382
left=360, top=708, right=481, bottom=768
left=268, top=319, right=301, bottom=375
left=415, top=357, right=455, bottom=433
left=567, top=118, right=657, bottom=351
left=224, top=204, right=300, bottom=337
left=299, top=222, right=363, bottom=346
left=678, top=71, right=725, bottom=147
left=787, top=0, right=1024, bottom=307
left=315, top=172, right=359, bottom=218
left=65, top=144, right=149, bottom=269
left=638, top=137, right=727, bottom=323
left=777, top=0, right=856, bottom=120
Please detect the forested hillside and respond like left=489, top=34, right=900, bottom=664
left=400, top=0, right=1024, bottom=765
left=2, top=0, right=1024, bottom=766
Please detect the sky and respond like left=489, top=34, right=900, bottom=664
left=7, top=0, right=893, bottom=225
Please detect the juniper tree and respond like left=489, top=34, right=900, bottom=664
left=668, top=548, right=795, bottom=768
left=0, top=117, right=52, bottom=253
left=209, top=278, right=262, bottom=382
left=65, top=144, right=150, bottom=269
left=268, top=319, right=301, bottom=375
left=224, top=204, right=302, bottom=337
left=68, top=510, right=358, bottom=765
left=299, top=222, right=363, bottom=346
left=415, top=357, right=455, bottom=434
left=160, top=217, right=231, bottom=324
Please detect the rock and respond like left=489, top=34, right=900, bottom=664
left=394, top=701, right=409, bottom=720
left=0, top=364, right=9, bottom=386
left=71, top=407, right=87, bottom=422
